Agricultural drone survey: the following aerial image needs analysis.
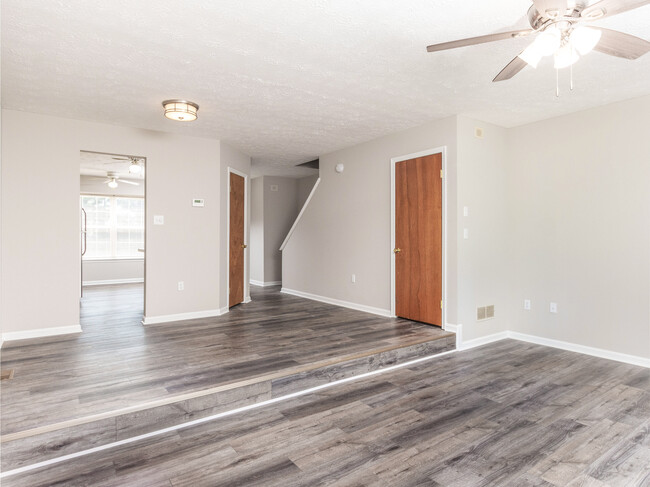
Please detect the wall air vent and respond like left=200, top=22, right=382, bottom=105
left=477, top=305, right=495, bottom=321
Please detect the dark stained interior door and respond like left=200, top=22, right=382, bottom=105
left=229, top=172, right=245, bottom=307
left=395, top=153, right=443, bottom=326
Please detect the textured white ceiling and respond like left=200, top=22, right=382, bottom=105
left=3, top=1, right=650, bottom=169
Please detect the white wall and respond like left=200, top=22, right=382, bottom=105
left=283, top=96, right=650, bottom=359
left=219, top=142, right=252, bottom=307
left=1, top=109, right=225, bottom=335
left=507, top=96, right=650, bottom=358
left=263, top=177, right=299, bottom=283
left=250, top=177, right=265, bottom=283
left=82, top=259, right=144, bottom=285
left=456, top=116, right=512, bottom=340
left=283, top=116, right=459, bottom=318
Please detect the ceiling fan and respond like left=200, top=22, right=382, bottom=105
left=426, top=0, right=650, bottom=83
left=103, top=171, right=139, bottom=189
left=104, top=156, right=144, bottom=174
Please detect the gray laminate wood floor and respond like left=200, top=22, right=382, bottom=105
left=0, top=284, right=448, bottom=435
left=3, top=339, right=649, bottom=486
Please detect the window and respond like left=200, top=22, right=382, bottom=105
left=81, top=195, right=144, bottom=259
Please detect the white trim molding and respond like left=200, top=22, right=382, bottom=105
left=459, top=330, right=510, bottom=351
left=390, top=147, right=447, bottom=323
left=450, top=327, right=650, bottom=368
left=281, top=288, right=391, bottom=317
left=250, top=280, right=282, bottom=287
left=1, top=325, right=82, bottom=344
left=83, top=278, right=144, bottom=286
left=509, top=331, right=650, bottom=369
left=279, top=178, right=321, bottom=251
left=142, top=309, right=227, bottom=326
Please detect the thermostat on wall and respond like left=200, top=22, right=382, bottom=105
left=192, top=198, right=205, bottom=207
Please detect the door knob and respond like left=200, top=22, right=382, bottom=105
left=393, top=248, right=401, bottom=253
left=241, top=244, right=247, bottom=249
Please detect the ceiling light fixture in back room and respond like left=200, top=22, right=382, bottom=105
left=425, top=0, right=650, bottom=96
left=162, top=100, right=199, bottom=121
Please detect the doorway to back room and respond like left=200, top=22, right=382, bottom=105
left=79, top=150, right=146, bottom=330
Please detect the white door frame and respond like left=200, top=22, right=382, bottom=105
left=226, top=167, right=250, bottom=307
left=390, top=146, right=447, bottom=328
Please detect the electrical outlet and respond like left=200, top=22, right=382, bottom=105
left=178, top=281, right=184, bottom=291
left=351, top=274, right=356, bottom=283
left=524, top=299, right=531, bottom=310
left=550, top=302, right=558, bottom=313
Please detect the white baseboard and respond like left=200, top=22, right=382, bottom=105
left=142, top=308, right=227, bottom=326
left=243, top=296, right=252, bottom=304
left=250, top=280, right=282, bottom=287
left=1, top=325, right=82, bottom=344
left=83, top=278, right=144, bottom=286
left=281, top=287, right=391, bottom=317
left=508, top=331, right=650, bottom=369
left=459, top=330, right=510, bottom=351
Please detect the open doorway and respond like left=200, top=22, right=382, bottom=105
left=79, top=151, right=146, bottom=329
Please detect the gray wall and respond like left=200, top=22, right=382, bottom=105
left=263, top=176, right=299, bottom=283
left=507, top=96, right=650, bottom=358
left=250, top=176, right=303, bottom=284
left=250, top=177, right=265, bottom=283
left=297, top=174, right=319, bottom=209
left=282, top=116, right=459, bottom=319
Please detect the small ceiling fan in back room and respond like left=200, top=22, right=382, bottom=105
left=426, top=0, right=650, bottom=94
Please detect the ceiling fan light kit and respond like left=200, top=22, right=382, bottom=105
left=426, top=0, right=650, bottom=91
left=162, top=99, right=199, bottom=122
left=107, top=178, right=118, bottom=189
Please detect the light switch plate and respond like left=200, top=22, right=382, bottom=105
left=154, top=215, right=164, bottom=225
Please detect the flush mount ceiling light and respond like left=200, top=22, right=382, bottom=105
left=162, top=100, right=199, bottom=122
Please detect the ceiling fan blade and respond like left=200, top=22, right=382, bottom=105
left=493, top=54, right=528, bottom=82
left=426, top=30, right=532, bottom=52
left=581, top=0, right=650, bottom=19
left=593, top=28, right=650, bottom=59
left=112, top=157, right=130, bottom=161
left=119, top=179, right=140, bottom=186
left=532, top=0, right=569, bottom=17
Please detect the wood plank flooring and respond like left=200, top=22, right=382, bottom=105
left=0, top=284, right=449, bottom=435
left=4, top=340, right=650, bottom=486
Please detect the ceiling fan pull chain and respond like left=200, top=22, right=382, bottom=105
left=556, top=68, right=560, bottom=97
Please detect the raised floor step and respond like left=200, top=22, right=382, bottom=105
left=1, top=332, right=455, bottom=471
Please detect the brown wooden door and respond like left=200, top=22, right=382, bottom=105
left=229, top=172, right=245, bottom=307
left=395, top=153, right=442, bottom=326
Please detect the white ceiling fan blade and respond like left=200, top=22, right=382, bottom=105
left=532, top=0, right=569, bottom=17
left=493, top=54, right=529, bottom=82
left=581, top=0, right=650, bottom=19
left=426, top=30, right=532, bottom=52
left=593, top=27, right=650, bottom=59
left=119, top=179, right=140, bottom=186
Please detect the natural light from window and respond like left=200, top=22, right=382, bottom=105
left=81, top=195, right=144, bottom=259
